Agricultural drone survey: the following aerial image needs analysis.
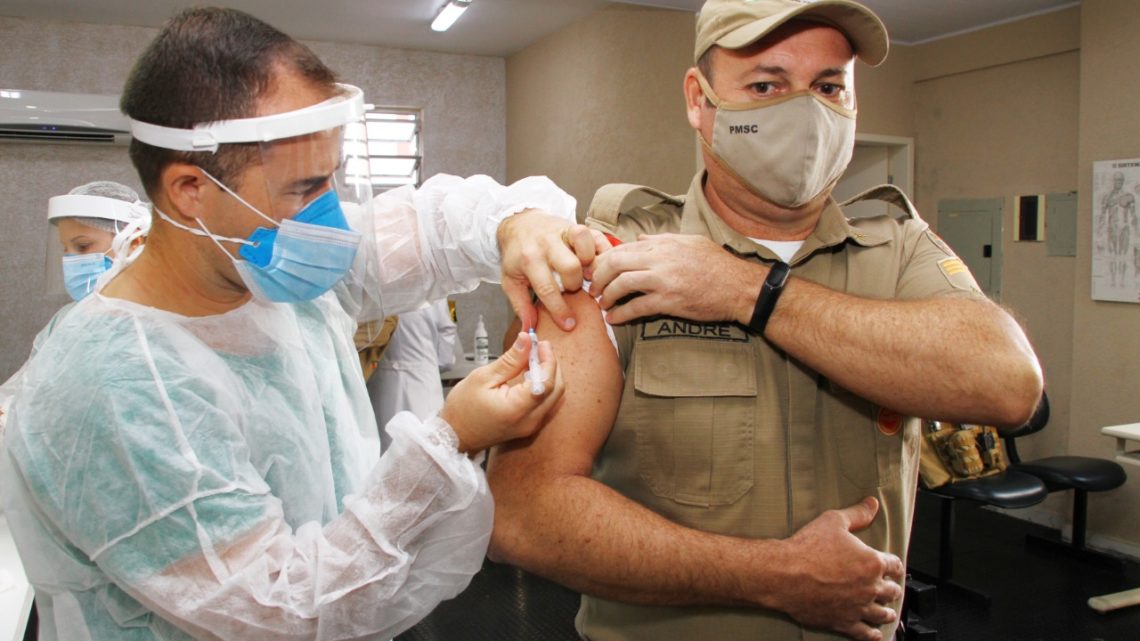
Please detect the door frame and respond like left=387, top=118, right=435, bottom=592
left=854, top=133, right=915, bottom=198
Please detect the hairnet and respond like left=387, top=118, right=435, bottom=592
left=68, top=180, right=141, bottom=202
left=70, top=216, right=122, bottom=234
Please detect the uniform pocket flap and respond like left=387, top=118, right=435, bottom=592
left=634, top=339, right=757, bottom=397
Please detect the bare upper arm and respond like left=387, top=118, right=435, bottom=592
left=488, top=290, right=623, bottom=481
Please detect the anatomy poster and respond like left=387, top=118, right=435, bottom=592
left=1092, top=158, right=1140, bottom=303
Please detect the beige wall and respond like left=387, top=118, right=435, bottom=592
left=855, top=42, right=916, bottom=139
left=1071, top=0, right=1140, bottom=548
left=911, top=2, right=1140, bottom=551
left=506, top=5, right=696, bottom=219
left=911, top=10, right=1082, bottom=481
left=0, top=15, right=509, bottom=380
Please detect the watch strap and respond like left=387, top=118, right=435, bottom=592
left=747, top=261, right=790, bottom=336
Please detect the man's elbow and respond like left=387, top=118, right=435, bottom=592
left=486, top=529, right=510, bottom=564
left=990, top=358, right=1044, bottom=427
left=980, top=310, right=1044, bottom=427
left=486, top=497, right=529, bottom=565
left=485, top=464, right=528, bottom=565
left=486, top=528, right=516, bottom=565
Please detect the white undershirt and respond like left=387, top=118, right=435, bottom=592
left=749, top=238, right=804, bottom=263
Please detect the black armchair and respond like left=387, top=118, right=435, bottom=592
left=1001, top=392, right=1128, bottom=567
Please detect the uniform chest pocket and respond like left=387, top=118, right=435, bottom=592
left=631, top=340, right=757, bottom=507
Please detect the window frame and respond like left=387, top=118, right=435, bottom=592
left=344, top=105, right=423, bottom=192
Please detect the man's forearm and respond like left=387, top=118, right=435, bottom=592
left=488, top=466, right=783, bottom=608
left=764, top=277, right=1042, bottom=426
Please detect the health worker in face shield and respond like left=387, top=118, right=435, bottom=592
left=48, top=180, right=150, bottom=302
left=487, top=1, right=1043, bottom=641
left=0, top=7, right=600, bottom=641
left=0, top=181, right=150, bottom=437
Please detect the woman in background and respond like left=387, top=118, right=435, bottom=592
left=50, top=180, right=150, bottom=304
left=0, top=180, right=150, bottom=436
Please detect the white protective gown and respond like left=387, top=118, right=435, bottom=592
left=367, top=300, right=457, bottom=435
left=0, top=174, right=576, bottom=641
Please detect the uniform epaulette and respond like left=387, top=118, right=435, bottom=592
left=586, top=183, right=685, bottom=233
left=839, top=183, right=922, bottom=221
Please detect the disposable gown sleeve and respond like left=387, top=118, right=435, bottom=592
left=16, top=398, right=491, bottom=640
left=340, top=173, right=577, bottom=321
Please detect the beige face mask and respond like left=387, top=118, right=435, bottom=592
left=696, top=72, right=857, bottom=208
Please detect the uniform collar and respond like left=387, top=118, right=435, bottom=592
left=679, top=172, right=892, bottom=265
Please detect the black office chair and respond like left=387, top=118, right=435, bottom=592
left=915, top=420, right=1049, bottom=605
left=1001, top=392, right=1128, bottom=568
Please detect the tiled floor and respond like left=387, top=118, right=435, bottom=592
left=399, top=492, right=1140, bottom=641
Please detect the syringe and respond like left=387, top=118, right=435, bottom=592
left=526, top=328, right=545, bottom=395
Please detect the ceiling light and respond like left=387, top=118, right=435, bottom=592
left=431, top=0, right=471, bottom=32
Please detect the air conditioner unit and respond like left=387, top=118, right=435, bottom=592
left=0, top=88, right=131, bottom=145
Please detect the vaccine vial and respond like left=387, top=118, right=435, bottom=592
left=474, top=315, right=489, bottom=364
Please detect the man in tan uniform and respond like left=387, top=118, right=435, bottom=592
left=487, top=1, right=1043, bottom=641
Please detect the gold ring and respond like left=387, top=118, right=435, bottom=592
left=560, top=226, right=573, bottom=247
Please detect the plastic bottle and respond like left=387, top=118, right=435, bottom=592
left=474, top=314, right=489, bottom=364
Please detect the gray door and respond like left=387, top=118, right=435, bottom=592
left=938, top=198, right=1004, bottom=299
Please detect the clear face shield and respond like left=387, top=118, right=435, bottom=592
left=44, top=195, right=151, bottom=302
left=129, top=84, right=380, bottom=308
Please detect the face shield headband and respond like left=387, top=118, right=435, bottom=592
left=128, top=83, right=367, bottom=153
left=48, top=194, right=152, bottom=231
left=129, top=82, right=373, bottom=219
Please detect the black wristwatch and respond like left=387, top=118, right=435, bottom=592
left=747, top=261, right=790, bottom=336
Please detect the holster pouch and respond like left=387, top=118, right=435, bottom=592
left=920, top=422, right=1009, bottom=488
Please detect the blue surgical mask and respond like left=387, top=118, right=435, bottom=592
left=61, top=252, right=112, bottom=301
left=232, top=189, right=362, bottom=303
left=153, top=178, right=362, bottom=304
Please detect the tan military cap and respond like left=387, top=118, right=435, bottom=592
left=694, top=0, right=889, bottom=66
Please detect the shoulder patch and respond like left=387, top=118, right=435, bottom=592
left=936, top=256, right=982, bottom=292
left=939, top=257, right=968, bottom=277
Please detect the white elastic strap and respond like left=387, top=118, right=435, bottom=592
left=128, top=84, right=366, bottom=153
left=153, top=205, right=253, bottom=248
left=94, top=221, right=148, bottom=292
left=111, top=219, right=148, bottom=264
left=199, top=169, right=279, bottom=228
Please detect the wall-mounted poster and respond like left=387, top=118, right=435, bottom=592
left=1092, top=158, right=1140, bottom=303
